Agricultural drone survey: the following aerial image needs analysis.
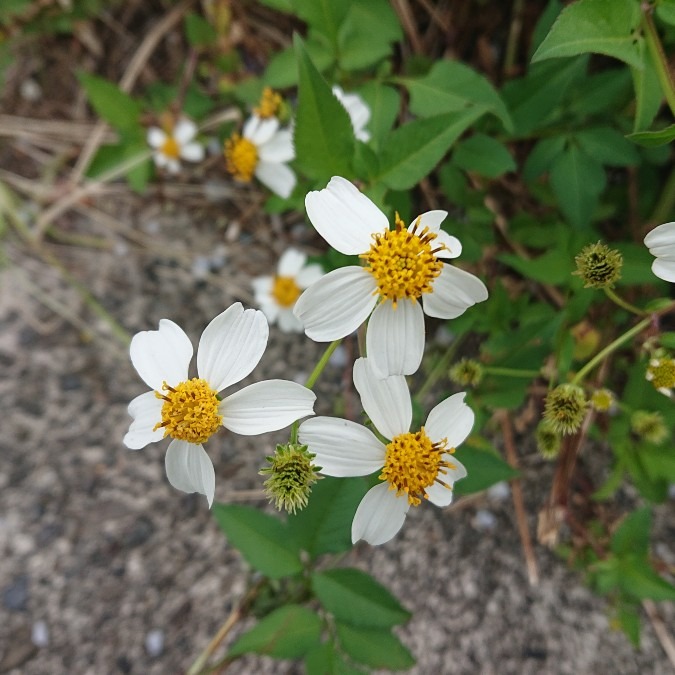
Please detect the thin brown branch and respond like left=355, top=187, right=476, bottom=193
left=391, top=0, right=425, bottom=54
left=643, top=600, right=675, bottom=669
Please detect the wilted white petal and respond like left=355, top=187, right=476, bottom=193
left=255, top=161, right=296, bottom=198
left=277, top=248, right=306, bottom=277
left=130, top=319, right=193, bottom=391
left=294, top=266, right=377, bottom=341
left=197, top=303, right=268, bottom=392
left=425, top=392, right=474, bottom=448
left=299, top=417, right=384, bottom=476
left=366, top=299, right=425, bottom=377
left=164, top=440, right=215, bottom=507
left=352, top=482, right=410, bottom=545
left=123, top=391, right=164, bottom=449
left=352, top=357, right=411, bottom=440
left=220, top=380, right=315, bottom=434
left=423, top=265, right=488, bottom=319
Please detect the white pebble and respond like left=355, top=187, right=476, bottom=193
left=145, top=629, right=164, bottom=657
left=328, top=345, right=347, bottom=368
left=20, top=79, right=42, bottom=102
left=487, top=481, right=511, bottom=502
left=31, top=620, right=49, bottom=648
left=473, top=509, right=497, bottom=531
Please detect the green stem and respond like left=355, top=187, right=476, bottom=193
left=649, top=164, right=675, bottom=226
left=416, top=337, right=464, bottom=400
left=484, top=366, right=541, bottom=378
left=641, top=9, right=675, bottom=117
left=571, top=317, right=651, bottom=385
left=603, top=287, right=646, bottom=317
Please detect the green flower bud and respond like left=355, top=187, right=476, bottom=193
left=630, top=410, right=669, bottom=445
left=536, top=420, right=562, bottom=460
left=543, top=384, right=588, bottom=435
left=574, top=241, right=623, bottom=289
left=591, top=388, right=615, bottom=413
left=449, top=358, right=484, bottom=387
left=260, top=444, right=321, bottom=514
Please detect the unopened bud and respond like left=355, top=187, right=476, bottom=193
left=536, top=420, right=562, bottom=459
left=591, top=388, right=616, bottom=413
left=449, top=358, right=483, bottom=387
left=631, top=410, right=669, bottom=445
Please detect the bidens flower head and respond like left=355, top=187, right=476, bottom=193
left=646, top=355, right=675, bottom=397
left=644, top=221, right=675, bottom=283
left=224, top=115, right=296, bottom=198
left=123, top=303, right=316, bottom=506
left=294, top=177, right=488, bottom=377
left=299, top=358, right=472, bottom=545
left=147, top=117, right=204, bottom=174
left=252, top=248, right=324, bottom=333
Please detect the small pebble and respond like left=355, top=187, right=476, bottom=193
left=434, top=325, right=455, bottom=347
left=145, top=629, right=164, bottom=657
left=3, top=575, right=29, bottom=611
left=20, top=78, right=42, bottom=102
left=487, top=481, right=511, bottom=502
left=191, top=256, right=211, bottom=280
left=668, top=483, right=675, bottom=500
left=473, top=509, right=497, bottom=531
left=31, top=620, right=49, bottom=648
left=328, top=345, right=347, bottom=369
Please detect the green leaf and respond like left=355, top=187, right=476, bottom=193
left=356, top=82, right=400, bottom=150
left=531, top=0, right=642, bottom=68
left=631, top=39, right=662, bottom=132
left=568, top=68, right=633, bottom=116
left=264, top=34, right=334, bottom=88
left=376, top=108, right=484, bottom=190
left=212, top=504, right=302, bottom=579
left=228, top=605, right=322, bottom=658
left=498, top=250, right=574, bottom=285
left=530, top=0, right=564, bottom=57
left=575, top=127, right=640, bottom=166
left=627, top=124, right=675, bottom=147
left=616, top=601, right=641, bottom=647
left=611, top=507, right=651, bottom=557
left=294, top=35, right=355, bottom=181
left=305, top=643, right=367, bottom=675
left=312, top=568, right=410, bottom=629
left=550, top=144, right=606, bottom=228
left=618, top=558, right=675, bottom=601
left=293, top=0, right=350, bottom=45
left=452, top=133, right=516, bottom=178
left=656, top=0, right=675, bottom=26
left=184, top=12, right=217, bottom=47
left=78, top=72, right=142, bottom=132
left=336, top=623, right=415, bottom=671
left=257, top=0, right=293, bottom=11
left=453, top=448, right=518, bottom=495
left=399, top=60, right=512, bottom=131
left=286, top=476, right=368, bottom=558
left=523, top=136, right=567, bottom=182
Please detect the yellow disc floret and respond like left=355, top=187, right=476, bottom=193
left=224, top=134, right=258, bottom=182
left=379, top=427, right=455, bottom=506
left=254, top=87, right=283, bottom=119
left=154, top=378, right=222, bottom=444
left=361, top=214, right=445, bottom=306
left=160, top=135, right=181, bottom=160
left=647, top=357, right=675, bottom=392
left=272, top=275, right=301, bottom=308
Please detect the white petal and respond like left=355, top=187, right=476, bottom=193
left=258, top=128, right=295, bottom=163
left=180, top=142, right=204, bottom=162
left=255, top=161, right=296, bottom=198
left=244, top=115, right=279, bottom=146
left=251, top=276, right=273, bottom=301
left=299, top=417, right=385, bottom=476
left=413, top=210, right=447, bottom=234
left=165, top=158, right=181, bottom=174
left=296, top=264, right=324, bottom=289
left=153, top=152, right=168, bottom=168
left=423, top=265, right=489, bottom=319
left=220, top=380, right=315, bottom=435
left=352, top=482, right=410, bottom=545
left=123, top=391, right=164, bottom=449
left=305, top=176, right=387, bottom=255
left=277, top=309, right=304, bottom=333
left=413, top=213, right=463, bottom=259
left=425, top=392, right=474, bottom=448
left=294, top=266, right=377, bottom=341
left=259, top=301, right=280, bottom=324
left=277, top=248, right=307, bottom=277
left=424, top=455, right=468, bottom=507
left=130, top=319, right=193, bottom=391
left=197, top=303, right=269, bottom=392
left=173, top=118, right=197, bottom=144
left=352, top=357, right=411, bottom=440
left=147, top=127, right=166, bottom=149
left=333, top=86, right=371, bottom=132
left=164, top=440, right=215, bottom=507
left=366, top=299, right=425, bottom=377
left=652, top=258, right=675, bottom=283
left=644, top=222, right=675, bottom=249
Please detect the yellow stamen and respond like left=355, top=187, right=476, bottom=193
left=160, top=136, right=180, bottom=160
left=647, top=357, right=675, bottom=391
left=224, top=134, right=258, bottom=182
left=153, top=379, right=222, bottom=444
left=272, top=275, right=301, bottom=308
left=254, top=87, right=283, bottom=119
left=360, top=214, right=445, bottom=306
left=379, top=427, right=455, bottom=506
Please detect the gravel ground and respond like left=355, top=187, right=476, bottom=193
left=1, top=198, right=673, bottom=675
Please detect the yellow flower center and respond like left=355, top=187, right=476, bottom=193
left=254, top=87, right=283, bottom=119
left=647, top=357, right=675, bottom=391
left=272, top=275, right=301, bottom=308
left=160, top=135, right=181, bottom=160
left=224, top=134, right=258, bottom=182
left=591, top=388, right=614, bottom=412
left=361, top=214, right=445, bottom=306
left=153, top=378, right=222, bottom=444
left=379, top=427, right=455, bottom=506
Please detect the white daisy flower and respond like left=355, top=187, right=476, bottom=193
left=252, top=248, right=324, bottom=333
left=332, top=85, right=371, bottom=142
left=646, top=356, right=675, bottom=397
left=644, top=221, right=675, bottom=283
left=225, top=115, right=296, bottom=198
left=147, top=117, right=204, bottom=174
left=123, top=303, right=316, bottom=506
left=299, top=358, right=472, bottom=545
left=293, top=177, right=489, bottom=377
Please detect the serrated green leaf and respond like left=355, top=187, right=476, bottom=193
left=78, top=72, right=142, bottom=132
left=399, top=60, right=512, bottom=130
left=618, top=557, right=675, bottom=601
left=498, top=250, right=574, bottom=285
left=659, top=332, right=675, bottom=349
left=523, top=136, right=567, bottom=182
left=575, top=127, right=640, bottom=166
left=453, top=133, right=516, bottom=178
left=264, top=34, right=334, bottom=88
left=336, top=623, right=415, bottom=671
left=305, top=643, right=367, bottom=675
left=228, top=605, right=322, bottom=658
left=627, top=124, right=675, bottom=147
left=184, top=12, right=217, bottom=47
left=656, top=0, right=675, bottom=26
left=313, top=568, right=410, bottom=629
left=631, top=39, right=662, bottom=132
left=376, top=108, right=484, bottom=190
left=532, top=0, right=642, bottom=68
left=356, top=82, right=400, bottom=150
left=611, top=507, right=651, bottom=556
left=617, top=601, right=641, bottom=647
left=293, top=0, right=350, bottom=46
left=530, top=0, right=564, bottom=57
left=294, top=35, right=355, bottom=181
left=568, top=68, right=633, bottom=116
left=453, top=448, right=518, bottom=495
left=212, top=503, right=302, bottom=579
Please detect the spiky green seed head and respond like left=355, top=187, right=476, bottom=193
left=449, top=358, right=484, bottom=387
left=574, top=241, right=623, bottom=289
left=543, top=384, right=588, bottom=435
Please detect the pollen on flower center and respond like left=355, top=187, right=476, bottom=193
left=361, top=214, right=445, bottom=305
left=254, top=87, right=283, bottom=119
left=379, top=427, right=455, bottom=506
left=153, top=378, right=222, bottom=444
left=224, top=134, right=258, bottom=182
left=272, top=275, right=301, bottom=308
left=160, top=136, right=180, bottom=159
